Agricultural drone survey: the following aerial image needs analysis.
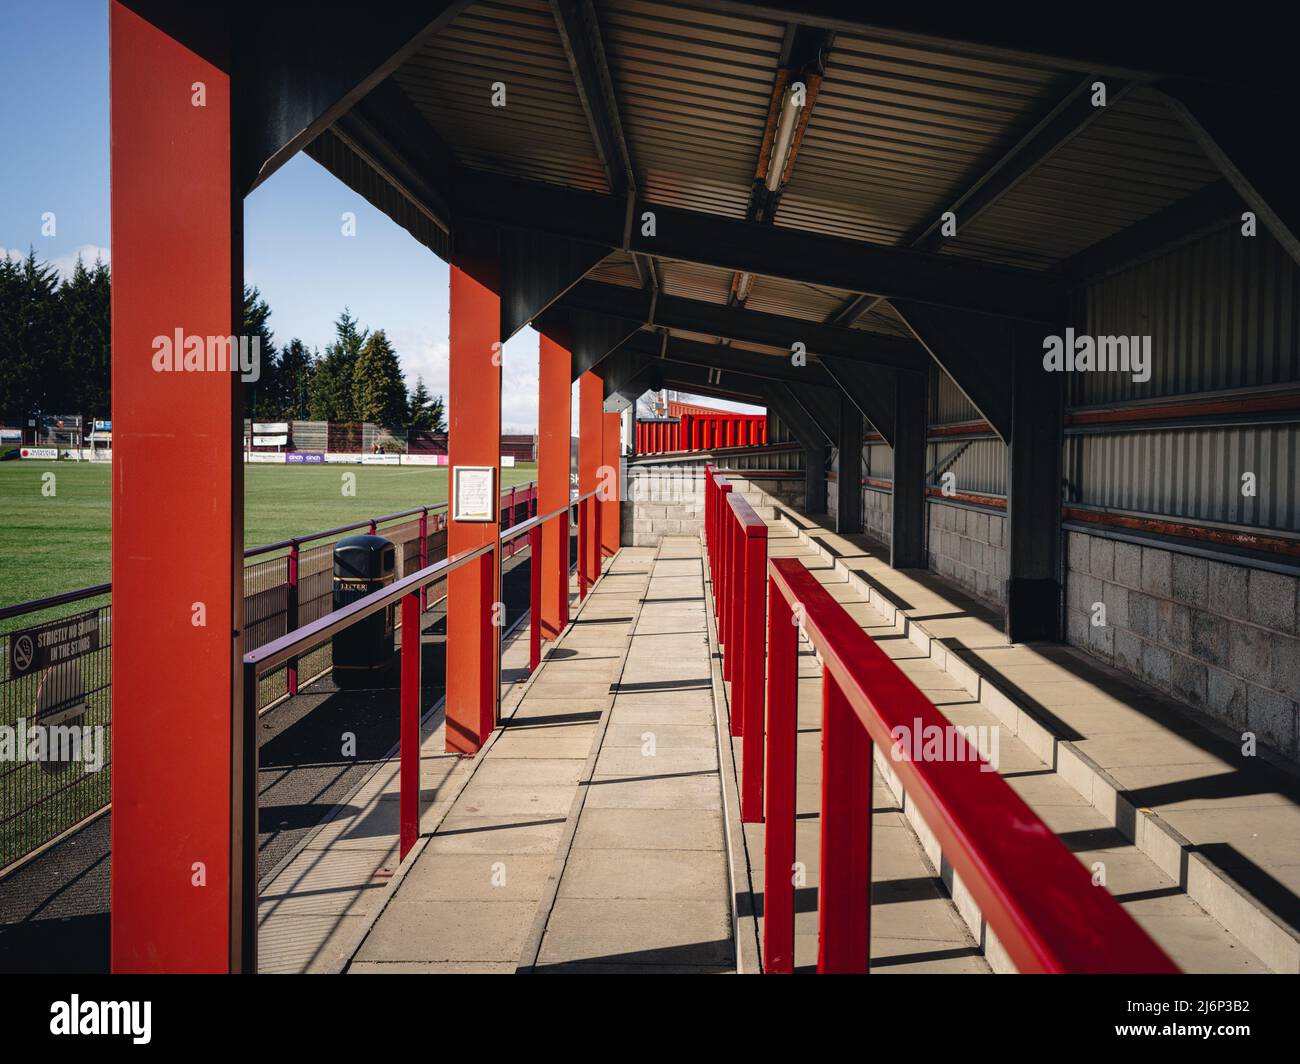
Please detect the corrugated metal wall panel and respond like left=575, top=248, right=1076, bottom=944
left=865, top=441, right=892, bottom=478
left=931, top=366, right=981, bottom=423
left=1073, top=225, right=1300, bottom=405
left=1065, top=424, right=1299, bottom=530
left=929, top=437, right=1007, bottom=495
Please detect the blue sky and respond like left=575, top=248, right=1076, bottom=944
left=1, top=0, right=756, bottom=430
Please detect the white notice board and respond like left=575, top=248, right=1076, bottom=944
left=453, top=465, right=496, bottom=522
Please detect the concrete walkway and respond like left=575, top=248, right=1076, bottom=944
left=523, top=536, right=732, bottom=972
left=732, top=482, right=1293, bottom=972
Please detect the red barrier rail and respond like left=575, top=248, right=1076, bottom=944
left=636, top=414, right=767, bottom=455
left=760, top=556, right=1179, bottom=974
left=240, top=491, right=603, bottom=971
left=702, top=473, right=1178, bottom=975
left=724, top=490, right=768, bottom=824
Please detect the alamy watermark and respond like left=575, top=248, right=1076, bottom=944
left=151, top=329, right=261, bottom=382
left=1042, top=328, right=1150, bottom=383
left=0, top=719, right=106, bottom=772
left=889, top=718, right=1000, bottom=772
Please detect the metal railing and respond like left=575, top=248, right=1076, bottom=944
left=237, top=489, right=602, bottom=970
left=704, top=469, right=1179, bottom=975
left=0, top=483, right=537, bottom=872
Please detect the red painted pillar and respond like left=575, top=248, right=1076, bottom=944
left=537, top=332, right=571, bottom=639
left=579, top=371, right=603, bottom=584
left=446, top=229, right=501, bottom=754
left=110, top=1, right=244, bottom=973
left=601, top=410, right=620, bottom=555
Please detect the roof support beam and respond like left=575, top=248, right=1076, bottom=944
left=690, top=4, right=1300, bottom=89
left=907, top=77, right=1132, bottom=252
left=836, top=392, right=863, bottom=534
left=559, top=281, right=929, bottom=371
left=1005, top=321, right=1065, bottom=643
left=543, top=309, right=642, bottom=381
left=820, top=359, right=896, bottom=448
left=891, top=301, right=1017, bottom=442
left=828, top=76, right=1129, bottom=325
left=763, top=383, right=829, bottom=512
left=235, top=1, right=470, bottom=194
left=1155, top=82, right=1300, bottom=268
left=500, top=229, right=609, bottom=341
left=1062, top=179, right=1240, bottom=282
left=618, top=332, right=842, bottom=390
left=549, top=0, right=636, bottom=195
left=452, top=171, right=1065, bottom=319
left=890, top=370, right=927, bottom=569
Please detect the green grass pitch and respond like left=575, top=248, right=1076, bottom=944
left=0, top=460, right=538, bottom=610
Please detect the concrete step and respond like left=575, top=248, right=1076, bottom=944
left=752, top=512, right=1279, bottom=973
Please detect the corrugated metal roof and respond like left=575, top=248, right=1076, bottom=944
left=395, top=0, right=608, bottom=192
left=360, top=0, right=1244, bottom=355
left=944, top=88, right=1221, bottom=269
left=657, top=258, right=734, bottom=304
left=601, top=0, right=785, bottom=218
left=777, top=32, right=1074, bottom=245
left=743, top=274, right=854, bottom=320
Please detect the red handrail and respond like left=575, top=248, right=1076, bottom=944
left=238, top=492, right=602, bottom=972
left=702, top=472, right=1178, bottom=975
left=761, top=556, right=1179, bottom=974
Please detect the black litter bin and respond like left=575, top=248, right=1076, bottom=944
left=331, top=534, right=396, bottom=688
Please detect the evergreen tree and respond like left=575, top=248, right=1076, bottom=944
left=407, top=376, right=434, bottom=430
left=309, top=309, right=366, bottom=421
left=0, top=250, right=61, bottom=419
left=406, top=379, right=447, bottom=433
left=277, top=338, right=315, bottom=420
left=57, top=255, right=111, bottom=417
left=428, top=392, right=447, bottom=433
left=241, top=285, right=279, bottom=419
left=353, top=329, right=408, bottom=427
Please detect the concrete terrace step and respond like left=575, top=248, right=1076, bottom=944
left=750, top=498, right=1300, bottom=973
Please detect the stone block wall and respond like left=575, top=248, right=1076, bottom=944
left=623, top=463, right=707, bottom=546
left=926, top=500, right=1007, bottom=606
left=1065, top=531, right=1300, bottom=761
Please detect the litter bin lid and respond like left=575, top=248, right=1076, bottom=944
left=334, top=534, right=395, bottom=578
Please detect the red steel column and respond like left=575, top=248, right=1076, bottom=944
left=446, top=230, right=501, bottom=754
left=601, top=410, right=621, bottom=556
left=579, top=371, right=603, bottom=584
left=110, top=1, right=243, bottom=973
left=818, top=673, right=873, bottom=974
left=537, top=332, right=571, bottom=639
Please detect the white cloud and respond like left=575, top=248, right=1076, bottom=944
left=50, top=244, right=110, bottom=281
left=390, top=326, right=544, bottom=435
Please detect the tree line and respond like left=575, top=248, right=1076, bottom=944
left=0, top=249, right=446, bottom=432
